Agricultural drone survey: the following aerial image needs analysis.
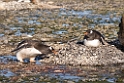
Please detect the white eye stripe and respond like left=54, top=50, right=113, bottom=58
left=84, top=39, right=100, bottom=47
left=49, top=47, right=53, bottom=50
left=90, top=30, right=93, bottom=34
left=18, top=43, right=28, bottom=48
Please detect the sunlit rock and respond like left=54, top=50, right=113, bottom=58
left=0, top=2, right=5, bottom=10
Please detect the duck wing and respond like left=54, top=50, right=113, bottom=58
left=11, top=40, right=32, bottom=52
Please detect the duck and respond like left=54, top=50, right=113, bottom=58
left=83, top=29, right=107, bottom=47
left=11, top=39, right=56, bottom=63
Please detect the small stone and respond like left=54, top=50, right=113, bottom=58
left=40, top=27, right=52, bottom=33
left=67, top=80, right=75, bottom=83
left=39, top=76, right=44, bottom=80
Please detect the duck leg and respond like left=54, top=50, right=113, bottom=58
left=30, top=57, right=36, bottom=62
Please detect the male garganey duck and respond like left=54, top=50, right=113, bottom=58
left=11, top=39, right=56, bottom=63
left=83, top=29, right=107, bottom=47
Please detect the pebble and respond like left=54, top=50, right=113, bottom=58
left=0, top=1, right=37, bottom=10
left=39, top=27, right=53, bottom=33
left=67, top=80, right=75, bottom=83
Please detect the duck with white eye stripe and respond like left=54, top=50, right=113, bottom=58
left=11, top=39, right=57, bottom=63
left=83, top=29, right=107, bottom=47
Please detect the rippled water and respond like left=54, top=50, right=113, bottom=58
left=0, top=55, right=17, bottom=64
left=0, top=70, right=15, bottom=77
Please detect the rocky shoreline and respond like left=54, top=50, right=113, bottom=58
left=0, top=0, right=124, bottom=66
left=0, top=0, right=124, bottom=82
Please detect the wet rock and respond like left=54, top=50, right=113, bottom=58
left=118, top=14, right=124, bottom=46
left=39, top=76, right=44, bottom=80
left=67, top=80, right=75, bottom=83
left=4, top=30, right=15, bottom=35
left=16, top=78, right=24, bottom=82
left=0, top=29, right=4, bottom=34
left=38, top=27, right=52, bottom=33
left=33, top=33, right=57, bottom=41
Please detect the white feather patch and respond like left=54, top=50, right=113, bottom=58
left=16, top=47, right=42, bottom=62
left=18, top=43, right=28, bottom=48
left=90, top=30, right=93, bottom=34
left=49, top=47, right=53, bottom=50
left=84, top=39, right=100, bottom=47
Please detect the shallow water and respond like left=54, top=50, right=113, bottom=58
left=48, top=73, right=81, bottom=82
left=0, top=55, right=17, bottom=64
left=0, top=55, right=124, bottom=82
left=0, top=69, right=16, bottom=78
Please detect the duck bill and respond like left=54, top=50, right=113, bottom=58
left=84, top=32, right=88, bottom=35
left=52, top=50, right=57, bottom=55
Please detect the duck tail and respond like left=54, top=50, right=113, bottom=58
left=11, top=43, right=32, bottom=52
left=100, top=37, right=109, bottom=45
left=11, top=45, right=26, bottom=52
